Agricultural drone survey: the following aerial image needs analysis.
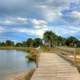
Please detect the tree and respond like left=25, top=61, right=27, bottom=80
left=0, top=42, right=5, bottom=47
left=65, top=36, right=78, bottom=46
left=26, top=38, right=34, bottom=47
left=5, top=40, right=14, bottom=47
left=15, top=42, right=23, bottom=47
left=57, top=36, right=66, bottom=46
left=33, top=38, right=42, bottom=48
left=22, top=41, right=27, bottom=47
left=43, top=31, right=57, bottom=47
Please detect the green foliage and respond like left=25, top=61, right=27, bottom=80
left=22, top=41, right=27, bottom=47
left=26, top=38, right=34, bottom=47
left=15, top=43, right=23, bottom=47
left=0, top=42, right=5, bottom=47
left=43, top=31, right=80, bottom=47
left=33, top=38, right=42, bottom=48
left=5, top=40, right=14, bottom=46
left=43, top=31, right=57, bottom=47
left=0, top=31, right=79, bottom=48
left=65, top=36, right=79, bottom=46
left=57, top=36, right=66, bottom=46
left=43, top=31, right=66, bottom=47
left=41, top=45, right=50, bottom=52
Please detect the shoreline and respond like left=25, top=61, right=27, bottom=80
left=0, top=47, right=39, bottom=62
left=7, top=69, right=35, bottom=80
left=0, top=47, right=37, bottom=80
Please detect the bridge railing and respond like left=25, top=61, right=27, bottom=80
left=57, top=47, right=80, bottom=65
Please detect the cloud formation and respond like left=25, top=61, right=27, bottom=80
left=0, top=0, right=80, bottom=41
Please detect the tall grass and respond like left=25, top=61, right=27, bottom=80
left=76, top=48, right=80, bottom=55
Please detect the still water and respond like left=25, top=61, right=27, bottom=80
left=0, top=50, right=36, bottom=80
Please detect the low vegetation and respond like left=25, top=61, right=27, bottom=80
left=25, top=48, right=39, bottom=63
left=0, top=30, right=79, bottom=64
left=0, top=31, right=79, bottom=49
left=0, top=30, right=80, bottom=79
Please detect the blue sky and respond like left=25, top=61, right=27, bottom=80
left=0, top=0, right=80, bottom=42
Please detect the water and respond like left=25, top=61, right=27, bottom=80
left=0, top=50, right=36, bottom=80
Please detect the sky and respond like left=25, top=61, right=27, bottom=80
left=0, top=0, right=80, bottom=42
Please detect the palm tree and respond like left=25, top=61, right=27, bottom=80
left=57, top=36, right=66, bottom=46
left=43, top=31, right=57, bottom=48
left=65, top=36, right=78, bottom=46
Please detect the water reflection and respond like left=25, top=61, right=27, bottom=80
left=0, top=50, right=36, bottom=80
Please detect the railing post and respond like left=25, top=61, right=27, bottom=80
left=36, top=54, right=38, bottom=68
left=74, top=46, right=77, bottom=65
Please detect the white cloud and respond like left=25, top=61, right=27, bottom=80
left=38, top=4, right=62, bottom=21
left=15, top=17, right=28, bottom=24
left=13, top=24, right=48, bottom=38
left=64, top=11, right=80, bottom=26
left=0, top=17, right=28, bottom=25
left=31, top=19, right=48, bottom=36
left=0, top=19, right=13, bottom=25
left=4, top=20, right=13, bottom=24
left=68, top=26, right=80, bottom=31
left=0, top=26, right=5, bottom=32
left=71, top=11, right=80, bottom=19
left=32, top=19, right=47, bottom=26
left=31, top=18, right=48, bottom=38
left=50, top=25, right=80, bottom=37
left=35, top=25, right=48, bottom=38
left=0, top=0, right=80, bottom=40
left=45, top=10, right=59, bottom=21
left=0, top=18, right=48, bottom=38
left=13, top=28, right=35, bottom=35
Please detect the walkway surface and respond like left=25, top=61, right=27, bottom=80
left=31, top=53, right=80, bottom=80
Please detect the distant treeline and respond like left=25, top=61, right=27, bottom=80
left=0, top=31, right=80, bottom=48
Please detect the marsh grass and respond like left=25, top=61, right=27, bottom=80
left=76, top=48, right=80, bottom=55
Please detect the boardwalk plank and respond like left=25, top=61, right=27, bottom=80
left=31, top=53, right=80, bottom=80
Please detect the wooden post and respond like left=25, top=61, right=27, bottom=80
left=36, top=55, right=38, bottom=68
left=74, top=44, right=77, bottom=65
left=74, top=48, right=76, bottom=64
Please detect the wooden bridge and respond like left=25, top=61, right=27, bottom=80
left=31, top=53, right=80, bottom=80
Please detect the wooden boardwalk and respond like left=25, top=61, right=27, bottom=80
left=31, top=53, right=80, bottom=80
